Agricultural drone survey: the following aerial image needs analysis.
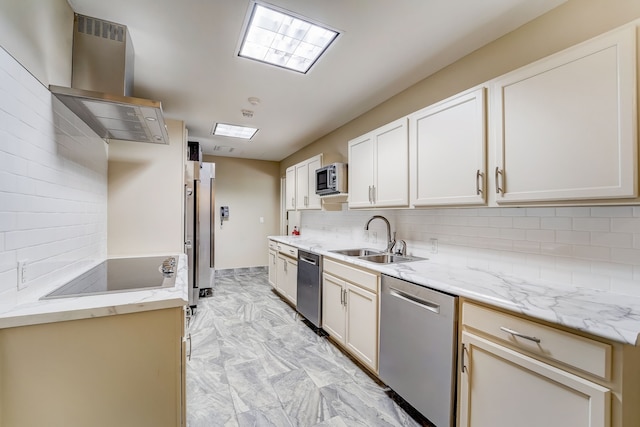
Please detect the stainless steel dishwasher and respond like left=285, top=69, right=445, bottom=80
left=296, top=250, right=322, bottom=328
left=379, top=274, right=458, bottom=427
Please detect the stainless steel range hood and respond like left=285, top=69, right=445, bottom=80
left=50, top=14, right=169, bottom=144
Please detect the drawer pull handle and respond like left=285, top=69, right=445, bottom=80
left=500, top=326, right=541, bottom=343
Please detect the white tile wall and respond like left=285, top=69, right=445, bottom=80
left=301, top=203, right=640, bottom=296
left=0, top=47, right=107, bottom=307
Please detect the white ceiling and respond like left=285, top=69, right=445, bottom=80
left=67, top=0, right=565, bottom=161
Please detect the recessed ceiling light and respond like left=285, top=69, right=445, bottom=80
left=212, top=123, right=258, bottom=140
left=238, top=2, right=339, bottom=74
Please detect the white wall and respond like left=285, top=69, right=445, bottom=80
left=107, top=120, right=186, bottom=257
left=301, top=206, right=640, bottom=296
left=0, top=46, right=108, bottom=308
left=204, top=156, right=280, bottom=270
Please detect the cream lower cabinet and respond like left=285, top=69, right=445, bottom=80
left=268, top=240, right=298, bottom=305
left=459, top=331, right=610, bottom=427
left=458, top=300, right=640, bottom=427
left=0, top=307, right=185, bottom=427
left=322, top=259, right=379, bottom=373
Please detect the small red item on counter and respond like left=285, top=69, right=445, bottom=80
left=292, top=226, right=300, bottom=236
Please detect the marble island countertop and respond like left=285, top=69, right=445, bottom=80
left=0, top=254, right=188, bottom=329
left=270, top=235, right=640, bottom=346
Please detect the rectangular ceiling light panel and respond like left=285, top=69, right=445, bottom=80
left=213, top=123, right=258, bottom=140
left=239, top=2, right=339, bottom=73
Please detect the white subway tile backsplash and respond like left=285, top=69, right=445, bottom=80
left=555, top=230, right=590, bottom=245
left=572, top=217, right=611, bottom=232
left=611, top=217, right=640, bottom=233
left=591, top=206, right=634, bottom=217
left=556, top=207, right=590, bottom=217
left=525, top=229, right=555, bottom=242
left=572, top=245, right=611, bottom=261
left=513, top=217, right=540, bottom=229
left=590, top=232, right=633, bottom=248
left=0, top=46, right=107, bottom=297
left=611, top=248, right=640, bottom=265
left=541, top=217, right=572, bottom=230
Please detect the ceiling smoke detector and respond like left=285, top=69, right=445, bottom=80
left=242, top=109, right=254, bottom=118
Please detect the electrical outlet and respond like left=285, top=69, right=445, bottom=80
left=17, top=260, right=27, bottom=290
left=430, top=238, right=438, bottom=254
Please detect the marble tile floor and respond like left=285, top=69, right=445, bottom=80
left=186, top=272, right=434, bottom=427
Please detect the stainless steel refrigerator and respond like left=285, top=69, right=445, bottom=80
left=184, top=161, right=215, bottom=308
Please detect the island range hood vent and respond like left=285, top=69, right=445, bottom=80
left=50, top=14, right=169, bottom=145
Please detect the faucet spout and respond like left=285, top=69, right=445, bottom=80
left=364, top=215, right=395, bottom=253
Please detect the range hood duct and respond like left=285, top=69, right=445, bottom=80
left=50, top=14, right=169, bottom=144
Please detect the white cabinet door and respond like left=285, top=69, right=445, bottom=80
left=410, top=87, right=486, bottom=206
left=348, top=117, right=409, bottom=208
left=345, top=283, right=378, bottom=372
left=458, top=331, right=610, bottom=427
left=283, top=257, right=297, bottom=305
left=268, top=249, right=277, bottom=288
left=293, top=155, right=323, bottom=210
left=276, top=254, right=287, bottom=296
left=348, top=133, right=375, bottom=207
left=295, top=162, right=308, bottom=210
left=373, top=117, right=409, bottom=207
left=322, top=273, right=346, bottom=342
left=285, top=166, right=296, bottom=210
left=306, top=155, right=322, bottom=209
left=492, top=26, right=637, bottom=203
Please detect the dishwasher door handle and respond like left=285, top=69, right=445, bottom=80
left=299, top=256, right=318, bottom=265
left=389, top=288, right=440, bottom=314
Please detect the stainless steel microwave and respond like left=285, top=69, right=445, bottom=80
left=315, top=163, right=347, bottom=196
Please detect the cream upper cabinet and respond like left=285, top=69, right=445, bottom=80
left=295, top=154, right=322, bottom=210
left=348, top=117, right=409, bottom=208
left=409, top=87, right=486, bottom=207
left=491, top=26, right=637, bottom=204
left=285, top=166, right=296, bottom=210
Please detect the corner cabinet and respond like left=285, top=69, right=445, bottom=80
left=409, top=87, right=486, bottom=206
left=322, top=258, right=379, bottom=373
left=491, top=26, right=637, bottom=204
left=348, top=117, right=409, bottom=208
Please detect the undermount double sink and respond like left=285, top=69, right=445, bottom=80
left=330, top=248, right=426, bottom=264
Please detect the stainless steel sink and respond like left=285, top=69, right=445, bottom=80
left=358, top=254, right=427, bottom=264
left=330, top=248, right=383, bottom=257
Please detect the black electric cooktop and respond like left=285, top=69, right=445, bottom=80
left=42, top=255, right=178, bottom=299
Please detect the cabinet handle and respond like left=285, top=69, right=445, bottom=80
left=500, top=326, right=541, bottom=343
left=476, top=169, right=483, bottom=195
left=284, top=261, right=287, bottom=273
left=304, top=195, right=308, bottom=206
left=343, top=289, right=347, bottom=307
left=495, top=167, right=504, bottom=195
left=187, top=333, right=192, bottom=361
left=461, top=342, right=467, bottom=373
left=340, top=287, right=344, bottom=305
left=371, top=185, right=376, bottom=204
left=291, top=197, right=295, bottom=207
left=368, top=185, right=372, bottom=203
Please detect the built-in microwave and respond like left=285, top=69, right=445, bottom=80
left=315, top=163, right=348, bottom=196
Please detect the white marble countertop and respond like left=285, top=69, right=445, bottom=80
left=270, top=235, right=640, bottom=346
left=0, top=254, right=188, bottom=329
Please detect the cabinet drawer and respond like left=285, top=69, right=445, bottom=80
left=462, top=302, right=612, bottom=380
left=277, top=242, right=298, bottom=259
left=268, top=240, right=278, bottom=250
left=324, top=259, right=379, bottom=293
